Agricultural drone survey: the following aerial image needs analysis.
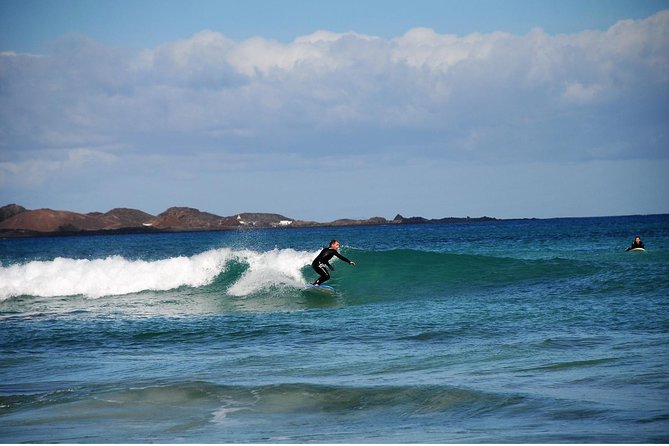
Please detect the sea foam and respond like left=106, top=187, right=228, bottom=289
left=0, top=248, right=316, bottom=300
left=227, top=248, right=314, bottom=296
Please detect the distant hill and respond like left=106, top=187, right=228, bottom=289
left=0, top=203, right=27, bottom=223
left=147, top=207, right=234, bottom=231
left=0, top=208, right=108, bottom=233
left=0, top=203, right=496, bottom=238
left=91, top=208, right=157, bottom=229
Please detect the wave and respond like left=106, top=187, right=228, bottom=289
left=335, top=248, right=600, bottom=295
left=4, top=379, right=628, bottom=443
left=1, top=380, right=523, bottom=422
left=0, top=247, right=601, bottom=301
left=0, top=248, right=315, bottom=300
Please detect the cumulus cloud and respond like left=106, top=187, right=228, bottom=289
left=0, top=11, right=667, bottom=191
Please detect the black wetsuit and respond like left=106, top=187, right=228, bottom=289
left=311, top=248, right=353, bottom=285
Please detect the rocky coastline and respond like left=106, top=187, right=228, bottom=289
left=0, top=204, right=497, bottom=238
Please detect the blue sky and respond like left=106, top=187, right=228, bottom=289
left=1, top=0, right=668, bottom=220
left=2, top=0, right=668, bottom=52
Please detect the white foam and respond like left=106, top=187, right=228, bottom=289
left=0, top=248, right=316, bottom=300
left=227, top=248, right=315, bottom=296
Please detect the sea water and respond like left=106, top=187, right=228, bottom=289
left=1, top=215, right=668, bottom=442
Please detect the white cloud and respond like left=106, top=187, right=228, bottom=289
left=392, top=27, right=510, bottom=72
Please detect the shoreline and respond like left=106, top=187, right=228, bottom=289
left=2, top=203, right=666, bottom=240
left=0, top=203, right=499, bottom=239
left=0, top=216, right=500, bottom=240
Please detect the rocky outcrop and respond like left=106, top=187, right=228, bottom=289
left=324, top=217, right=389, bottom=226
left=392, top=214, right=496, bottom=224
left=392, top=214, right=429, bottom=224
left=0, top=204, right=27, bottom=222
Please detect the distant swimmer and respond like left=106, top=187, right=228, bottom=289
left=311, top=239, right=355, bottom=286
left=625, top=236, right=645, bottom=251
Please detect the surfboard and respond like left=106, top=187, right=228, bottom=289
left=628, top=247, right=645, bottom=252
left=302, top=284, right=336, bottom=295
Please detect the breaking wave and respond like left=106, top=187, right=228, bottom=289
left=1, top=246, right=615, bottom=302
left=0, top=248, right=315, bottom=300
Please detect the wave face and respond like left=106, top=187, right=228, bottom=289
left=0, top=381, right=530, bottom=443
left=335, top=248, right=602, bottom=295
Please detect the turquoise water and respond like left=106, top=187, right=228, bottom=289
left=1, top=215, right=668, bottom=442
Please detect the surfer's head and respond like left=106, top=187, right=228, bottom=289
left=329, top=239, right=340, bottom=249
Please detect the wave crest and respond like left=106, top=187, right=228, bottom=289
left=0, top=248, right=315, bottom=300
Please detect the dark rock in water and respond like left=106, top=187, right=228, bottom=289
left=434, top=216, right=497, bottom=223
left=392, top=213, right=497, bottom=225
left=396, top=215, right=430, bottom=224
left=328, top=217, right=389, bottom=226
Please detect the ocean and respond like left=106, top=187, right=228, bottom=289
left=1, top=215, right=668, bottom=443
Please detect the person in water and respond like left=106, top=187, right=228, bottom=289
left=625, top=236, right=645, bottom=251
left=312, top=239, right=355, bottom=286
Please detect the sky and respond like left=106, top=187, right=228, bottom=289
left=1, top=0, right=668, bottom=221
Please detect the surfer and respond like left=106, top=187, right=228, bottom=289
left=625, top=236, right=645, bottom=251
left=311, top=240, right=356, bottom=286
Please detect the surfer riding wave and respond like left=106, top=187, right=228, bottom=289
left=311, top=240, right=355, bottom=286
